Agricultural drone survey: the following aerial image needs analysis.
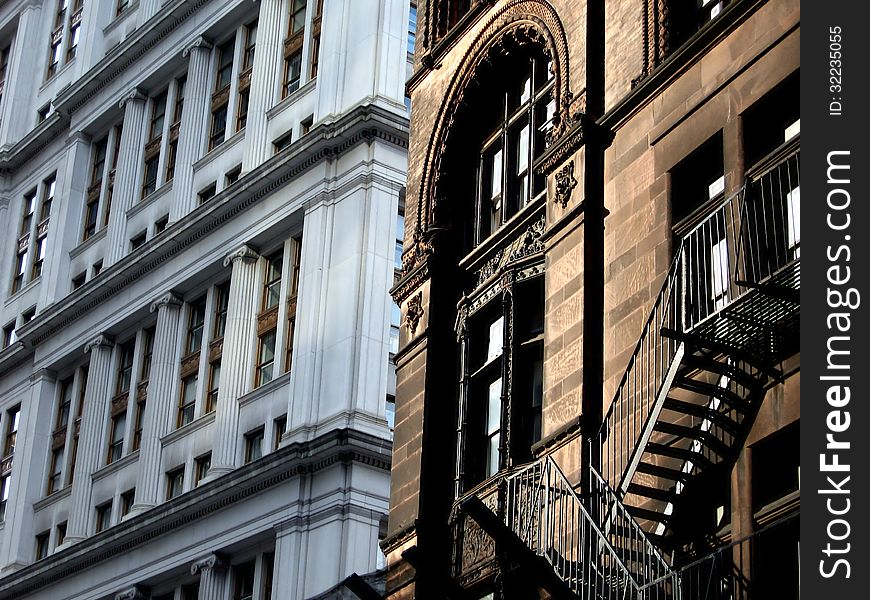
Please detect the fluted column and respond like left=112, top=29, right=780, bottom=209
left=191, top=553, right=228, bottom=600
left=172, top=37, right=214, bottom=221
left=106, top=89, right=148, bottom=266
left=0, top=0, right=43, bottom=146
left=242, top=0, right=284, bottom=171
left=273, top=519, right=304, bottom=599
left=64, top=335, right=115, bottom=545
left=208, top=245, right=260, bottom=476
left=128, top=293, right=183, bottom=516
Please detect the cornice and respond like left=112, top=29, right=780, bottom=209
left=0, top=428, right=392, bottom=599
left=16, top=104, right=409, bottom=349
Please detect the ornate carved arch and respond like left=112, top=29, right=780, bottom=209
left=413, top=1, right=574, bottom=245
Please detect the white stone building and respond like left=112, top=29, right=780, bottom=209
left=0, top=1, right=412, bottom=598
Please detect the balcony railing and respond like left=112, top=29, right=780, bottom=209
left=596, top=146, right=800, bottom=495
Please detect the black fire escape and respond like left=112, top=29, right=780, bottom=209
left=450, top=142, right=800, bottom=599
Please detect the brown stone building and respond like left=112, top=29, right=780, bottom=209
left=385, top=0, right=799, bottom=598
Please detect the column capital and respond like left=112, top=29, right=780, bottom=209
left=190, top=552, right=228, bottom=575
left=182, top=36, right=214, bottom=58
left=115, top=585, right=149, bottom=600
left=118, top=87, right=147, bottom=110
left=223, top=244, right=260, bottom=267
left=84, top=334, right=114, bottom=354
left=149, top=291, right=184, bottom=314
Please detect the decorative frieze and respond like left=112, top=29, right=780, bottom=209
left=404, top=293, right=424, bottom=335
left=554, top=160, right=577, bottom=208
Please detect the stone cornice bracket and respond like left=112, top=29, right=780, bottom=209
left=182, top=36, right=214, bottom=58
left=149, top=291, right=183, bottom=313
left=223, top=244, right=260, bottom=268
left=118, top=87, right=147, bottom=110
left=84, top=334, right=115, bottom=354
left=190, top=552, right=228, bottom=575
left=115, top=585, right=149, bottom=600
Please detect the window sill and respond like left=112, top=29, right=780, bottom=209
left=239, top=371, right=291, bottom=409
left=265, top=78, right=316, bottom=121
left=127, top=180, right=173, bottom=220
left=192, top=128, right=246, bottom=172
left=4, top=276, right=41, bottom=307
left=69, top=226, right=108, bottom=260
left=160, top=409, right=216, bottom=448
left=92, top=450, right=139, bottom=483
left=33, top=485, right=72, bottom=512
left=103, top=0, right=141, bottom=36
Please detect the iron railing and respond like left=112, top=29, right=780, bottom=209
left=595, top=146, right=800, bottom=495
left=504, top=457, right=674, bottom=599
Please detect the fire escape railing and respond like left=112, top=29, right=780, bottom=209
left=593, top=145, right=800, bottom=508
left=504, top=456, right=676, bottom=598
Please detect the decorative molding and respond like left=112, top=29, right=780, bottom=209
left=404, top=293, right=424, bottom=335
left=474, top=213, right=545, bottom=289
left=149, top=292, right=182, bottom=314
left=399, top=225, right=433, bottom=276
left=223, top=244, right=259, bottom=268
left=182, top=35, right=213, bottom=58
left=553, top=160, right=577, bottom=208
left=190, top=552, right=227, bottom=575
left=118, top=88, right=147, bottom=110
left=418, top=0, right=572, bottom=234
left=115, top=585, right=149, bottom=600
left=391, top=261, right=429, bottom=306
left=536, top=112, right=614, bottom=175
left=84, top=334, right=114, bottom=354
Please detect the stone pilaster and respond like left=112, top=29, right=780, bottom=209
left=63, top=335, right=115, bottom=545
left=106, top=89, right=148, bottom=266
left=172, top=37, right=214, bottom=222
left=242, top=0, right=284, bottom=171
left=128, top=293, right=183, bottom=515
left=191, top=553, right=228, bottom=600
left=0, top=0, right=43, bottom=146
left=273, top=520, right=303, bottom=599
left=208, top=245, right=260, bottom=476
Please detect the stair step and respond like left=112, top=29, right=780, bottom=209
left=628, top=482, right=678, bottom=503
left=662, top=398, right=741, bottom=436
left=662, top=326, right=783, bottom=380
left=672, top=378, right=751, bottom=414
left=679, top=354, right=764, bottom=390
left=652, top=421, right=731, bottom=457
left=635, top=461, right=691, bottom=483
left=624, top=504, right=671, bottom=526
left=644, top=442, right=715, bottom=470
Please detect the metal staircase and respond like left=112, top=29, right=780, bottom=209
left=453, top=144, right=800, bottom=598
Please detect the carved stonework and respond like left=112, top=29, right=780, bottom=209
left=190, top=552, right=227, bottom=575
left=118, top=87, right=146, bottom=110
left=420, top=1, right=573, bottom=231
left=115, top=585, right=148, bottom=600
left=400, top=225, right=434, bottom=276
left=475, top=213, right=545, bottom=289
left=182, top=36, right=213, bottom=58
left=223, top=245, right=259, bottom=268
left=180, top=351, right=200, bottom=377
left=149, top=292, right=182, bottom=314
left=404, top=293, right=424, bottom=335
left=84, top=334, right=114, bottom=355
left=392, top=262, right=430, bottom=306
left=554, top=160, right=577, bottom=208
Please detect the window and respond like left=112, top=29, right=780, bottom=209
left=56, top=521, right=67, bottom=547
left=3, top=406, right=19, bottom=460
left=13, top=176, right=56, bottom=293
left=166, top=466, right=184, bottom=499
left=166, top=76, right=186, bottom=182
left=301, top=115, right=314, bottom=136
left=35, top=531, right=50, bottom=560
left=262, top=252, right=283, bottom=310
left=213, top=281, right=230, bottom=339
left=205, top=359, right=220, bottom=414
left=84, top=138, right=107, bottom=240
left=255, top=252, right=282, bottom=387
left=233, top=562, right=256, bottom=600
left=186, top=297, right=207, bottom=355
left=92, top=260, right=103, bottom=277
left=255, top=330, right=277, bottom=387
left=95, top=500, right=112, bottom=533
left=31, top=176, right=55, bottom=280
left=282, top=50, right=302, bottom=98
left=154, top=215, right=170, bottom=235
left=472, top=54, right=552, bottom=246
left=209, top=38, right=235, bottom=150
left=273, top=414, right=287, bottom=450
left=309, top=0, right=323, bottom=80
left=408, top=2, right=417, bottom=55
left=2, top=322, right=15, bottom=349
left=225, top=165, right=242, bottom=187
left=245, top=428, right=264, bottom=463
left=46, top=0, right=83, bottom=79
left=262, top=553, right=275, bottom=600
left=284, top=237, right=302, bottom=373
left=72, top=272, right=86, bottom=290
left=273, top=130, right=293, bottom=153
left=69, top=366, right=88, bottom=483
left=107, top=412, right=126, bottom=464
left=120, top=488, right=135, bottom=516
left=195, top=452, right=211, bottom=485
left=47, top=378, right=72, bottom=494
left=198, top=183, right=217, bottom=205
left=386, top=395, right=395, bottom=431
left=243, top=21, right=258, bottom=70
left=116, top=0, right=130, bottom=15
left=0, top=44, right=9, bottom=110
left=288, top=0, right=307, bottom=36
left=130, top=231, right=147, bottom=251
left=178, top=375, right=198, bottom=427
left=236, top=21, right=257, bottom=132
left=0, top=473, right=10, bottom=521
